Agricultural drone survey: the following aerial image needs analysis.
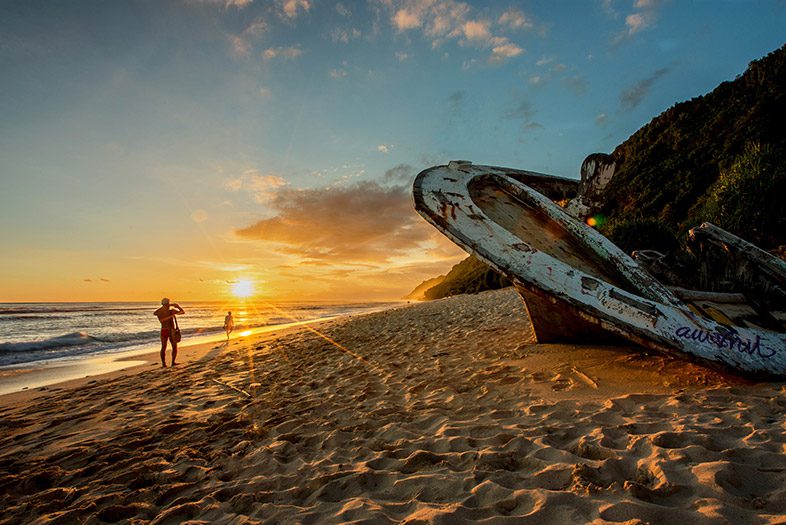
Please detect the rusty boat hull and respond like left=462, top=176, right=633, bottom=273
left=413, top=161, right=786, bottom=378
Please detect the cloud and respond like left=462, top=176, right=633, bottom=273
left=461, top=20, right=491, bottom=40
left=227, top=0, right=253, bottom=7
left=393, top=9, right=421, bottom=31
left=498, top=8, right=532, bottom=30
left=634, top=0, right=665, bottom=8
left=331, top=27, right=362, bottom=43
left=330, top=68, right=348, bottom=78
left=613, top=0, right=665, bottom=44
left=395, top=51, right=410, bottom=61
left=562, top=74, right=588, bottom=95
left=228, top=17, right=268, bottom=57
left=383, top=1, right=526, bottom=64
left=377, top=144, right=389, bottom=153
left=336, top=2, right=351, bottom=17
left=191, top=209, right=209, bottom=223
left=532, top=57, right=584, bottom=89
left=504, top=100, right=534, bottom=122
left=490, top=42, right=523, bottom=62
left=262, top=46, right=304, bottom=60
left=504, top=99, right=542, bottom=131
left=600, top=0, right=618, bottom=17
left=596, top=112, right=608, bottom=125
left=448, top=90, right=464, bottom=114
left=278, top=0, right=310, bottom=18
left=382, top=164, right=415, bottom=184
left=234, top=180, right=449, bottom=264
left=83, top=278, right=110, bottom=283
left=620, top=67, right=671, bottom=110
left=226, top=170, right=288, bottom=202
left=625, top=12, right=647, bottom=35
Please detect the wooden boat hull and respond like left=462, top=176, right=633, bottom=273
left=413, top=162, right=786, bottom=378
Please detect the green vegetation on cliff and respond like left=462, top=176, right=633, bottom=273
left=601, top=44, right=786, bottom=248
left=405, top=274, right=446, bottom=301
left=419, top=256, right=510, bottom=300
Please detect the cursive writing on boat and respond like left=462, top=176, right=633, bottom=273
left=675, top=326, right=776, bottom=359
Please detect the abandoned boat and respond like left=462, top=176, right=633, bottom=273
left=413, top=161, right=786, bottom=378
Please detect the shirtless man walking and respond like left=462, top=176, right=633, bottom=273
left=224, top=311, right=234, bottom=341
left=154, top=298, right=185, bottom=367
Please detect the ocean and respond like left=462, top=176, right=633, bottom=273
left=0, top=300, right=399, bottom=368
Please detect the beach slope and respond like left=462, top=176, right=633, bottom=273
left=1, top=288, right=785, bottom=524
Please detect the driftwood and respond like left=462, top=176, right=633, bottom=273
left=687, top=223, right=786, bottom=304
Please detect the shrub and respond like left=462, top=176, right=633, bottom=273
left=695, top=142, right=786, bottom=246
left=601, top=218, right=680, bottom=254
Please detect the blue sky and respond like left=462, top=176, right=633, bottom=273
left=1, top=0, right=785, bottom=301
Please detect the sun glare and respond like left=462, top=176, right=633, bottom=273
left=232, top=279, right=255, bottom=298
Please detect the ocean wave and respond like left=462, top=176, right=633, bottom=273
left=0, top=332, right=103, bottom=353
left=0, top=315, right=72, bottom=322
left=0, top=305, right=152, bottom=315
left=0, top=325, right=231, bottom=355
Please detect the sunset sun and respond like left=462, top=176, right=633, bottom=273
left=231, top=279, right=255, bottom=298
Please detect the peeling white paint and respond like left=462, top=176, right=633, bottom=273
left=413, top=162, right=786, bottom=378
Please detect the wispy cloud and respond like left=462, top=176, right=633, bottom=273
left=191, top=209, right=209, bottom=223
left=381, top=164, right=415, bottom=184
left=563, top=74, right=588, bottom=95
left=620, top=67, right=671, bottom=109
left=393, top=8, right=422, bottom=31
left=490, top=42, right=523, bottom=63
left=461, top=20, right=491, bottom=41
left=225, top=169, right=288, bottom=202
left=600, top=0, right=618, bottom=17
left=278, top=0, right=311, bottom=19
left=613, top=0, right=666, bottom=44
left=448, top=90, right=464, bottom=114
left=498, top=8, right=532, bottom=30
left=193, top=0, right=254, bottom=9
left=262, top=45, right=304, bottom=60
left=504, top=99, right=542, bottom=130
left=330, top=27, right=362, bottom=43
left=529, top=56, right=573, bottom=88
left=228, top=17, right=268, bottom=57
left=330, top=68, right=348, bottom=78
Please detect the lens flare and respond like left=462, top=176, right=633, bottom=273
left=586, top=214, right=606, bottom=228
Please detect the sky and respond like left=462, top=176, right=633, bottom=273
left=1, top=0, right=785, bottom=302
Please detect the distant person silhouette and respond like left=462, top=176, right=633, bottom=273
left=154, top=298, right=185, bottom=367
left=224, top=311, right=234, bottom=341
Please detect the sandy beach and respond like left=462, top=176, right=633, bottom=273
left=1, top=287, right=785, bottom=524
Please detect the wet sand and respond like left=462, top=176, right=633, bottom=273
left=1, top=288, right=785, bottom=524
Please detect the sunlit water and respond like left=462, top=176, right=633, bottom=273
left=0, top=300, right=399, bottom=367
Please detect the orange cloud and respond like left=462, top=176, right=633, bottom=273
left=234, top=180, right=455, bottom=264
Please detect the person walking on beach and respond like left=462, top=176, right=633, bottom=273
left=154, top=298, right=185, bottom=367
left=224, top=311, right=234, bottom=341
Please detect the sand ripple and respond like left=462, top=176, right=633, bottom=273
left=1, top=288, right=785, bottom=524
